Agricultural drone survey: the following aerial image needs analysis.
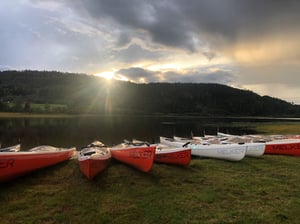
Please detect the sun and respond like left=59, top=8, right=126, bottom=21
left=95, top=71, right=115, bottom=80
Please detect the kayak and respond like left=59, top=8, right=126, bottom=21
left=265, top=139, right=300, bottom=156
left=78, top=141, right=111, bottom=180
left=0, top=145, right=76, bottom=182
left=214, top=133, right=266, bottom=157
left=109, top=141, right=155, bottom=172
left=191, top=133, right=265, bottom=158
left=160, top=136, right=246, bottom=161
left=218, top=132, right=300, bottom=156
left=154, top=144, right=191, bottom=166
left=0, top=144, right=21, bottom=152
left=189, top=143, right=246, bottom=161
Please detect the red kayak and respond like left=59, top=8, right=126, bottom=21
left=154, top=144, right=191, bottom=166
left=265, top=139, right=300, bottom=156
left=0, top=146, right=76, bottom=182
left=110, top=142, right=155, bottom=172
left=78, top=141, right=111, bottom=180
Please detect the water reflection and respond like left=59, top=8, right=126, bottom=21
left=0, top=115, right=289, bottom=150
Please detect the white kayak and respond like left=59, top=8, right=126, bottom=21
left=160, top=136, right=246, bottom=161
left=196, top=132, right=265, bottom=158
left=215, top=133, right=266, bottom=157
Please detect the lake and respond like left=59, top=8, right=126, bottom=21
left=1, top=115, right=299, bottom=150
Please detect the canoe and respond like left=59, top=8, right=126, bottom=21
left=265, top=139, right=300, bottom=156
left=215, top=133, right=266, bottom=157
left=189, top=143, right=246, bottom=161
left=161, top=136, right=246, bottom=161
left=196, top=132, right=265, bottom=157
left=109, top=142, right=155, bottom=172
left=154, top=144, right=191, bottom=166
left=217, top=132, right=300, bottom=157
left=0, top=144, right=21, bottom=152
left=211, top=135, right=266, bottom=158
left=0, top=145, right=76, bottom=182
left=78, top=141, right=111, bottom=180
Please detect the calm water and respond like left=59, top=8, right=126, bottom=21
left=0, top=115, right=299, bottom=150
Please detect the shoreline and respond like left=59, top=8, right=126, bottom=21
left=1, top=112, right=300, bottom=120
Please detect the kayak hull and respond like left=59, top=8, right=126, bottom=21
left=265, top=139, right=300, bottom=156
left=245, top=142, right=265, bottom=157
left=190, top=143, right=246, bottom=161
left=110, top=145, right=155, bottom=172
left=78, top=147, right=111, bottom=180
left=79, top=156, right=110, bottom=180
left=0, top=147, right=76, bottom=182
left=154, top=147, right=191, bottom=166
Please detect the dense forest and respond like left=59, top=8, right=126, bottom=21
left=0, top=70, right=300, bottom=117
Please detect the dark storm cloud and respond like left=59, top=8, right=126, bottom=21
left=4, top=0, right=300, bottom=69
left=117, top=67, right=158, bottom=82
left=79, top=0, right=199, bottom=51
left=78, top=0, right=300, bottom=51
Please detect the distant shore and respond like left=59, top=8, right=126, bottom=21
left=0, top=112, right=78, bottom=118
left=1, top=112, right=300, bottom=120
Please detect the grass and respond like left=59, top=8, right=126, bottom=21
left=1, top=154, right=300, bottom=224
left=255, top=123, right=300, bottom=135
left=1, top=122, right=300, bottom=223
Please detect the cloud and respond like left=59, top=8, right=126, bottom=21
left=113, top=43, right=165, bottom=64
left=5, top=0, right=300, bottom=67
left=117, top=66, right=235, bottom=85
left=238, top=63, right=300, bottom=87
left=72, top=0, right=199, bottom=51
left=117, top=67, right=158, bottom=83
left=74, top=0, right=300, bottom=51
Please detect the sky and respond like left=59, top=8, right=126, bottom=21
left=1, top=0, right=300, bottom=104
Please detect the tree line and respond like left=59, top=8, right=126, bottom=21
left=0, top=70, right=299, bottom=117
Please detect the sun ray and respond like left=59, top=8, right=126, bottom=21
left=95, top=71, right=115, bottom=80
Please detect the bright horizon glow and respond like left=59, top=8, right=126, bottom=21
left=95, top=71, right=115, bottom=80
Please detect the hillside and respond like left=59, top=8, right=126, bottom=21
left=0, top=70, right=299, bottom=116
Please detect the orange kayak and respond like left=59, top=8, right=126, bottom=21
left=110, top=143, right=155, bottom=172
left=265, top=139, right=300, bottom=156
left=0, top=146, right=76, bottom=182
left=154, top=144, right=191, bottom=166
left=78, top=142, right=111, bottom=180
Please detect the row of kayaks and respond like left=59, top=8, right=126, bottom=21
left=1, top=132, right=300, bottom=182
left=78, top=140, right=191, bottom=180
left=78, top=133, right=300, bottom=179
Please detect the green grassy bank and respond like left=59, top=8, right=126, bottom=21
left=1, top=154, right=300, bottom=224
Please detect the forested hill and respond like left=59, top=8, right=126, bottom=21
left=0, top=70, right=300, bottom=117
